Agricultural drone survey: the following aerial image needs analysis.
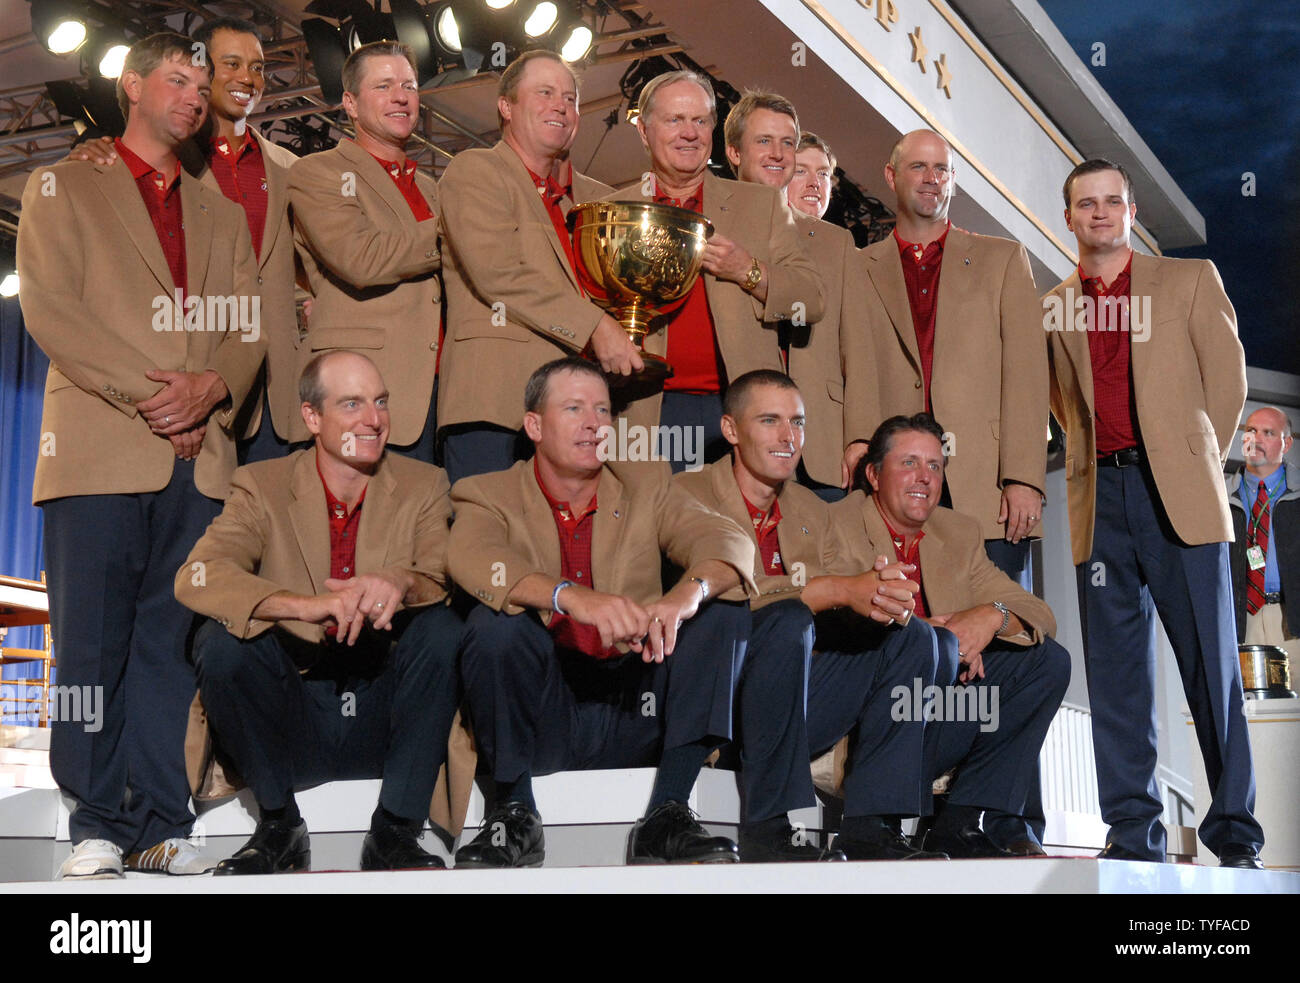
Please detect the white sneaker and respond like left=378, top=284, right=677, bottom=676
left=125, top=837, right=216, bottom=875
left=58, top=839, right=124, bottom=880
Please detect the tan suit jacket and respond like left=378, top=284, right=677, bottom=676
left=850, top=227, right=1046, bottom=540
left=832, top=491, right=1056, bottom=644
left=1044, top=253, right=1245, bottom=564
left=174, top=448, right=450, bottom=643
left=190, top=130, right=302, bottom=440
left=289, top=140, right=441, bottom=445
left=174, top=448, right=471, bottom=832
left=448, top=459, right=758, bottom=618
left=673, top=459, right=857, bottom=609
left=18, top=158, right=264, bottom=504
left=436, top=142, right=613, bottom=432
left=788, top=214, right=873, bottom=486
left=609, top=170, right=825, bottom=427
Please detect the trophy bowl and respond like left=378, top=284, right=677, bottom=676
left=568, top=200, right=714, bottom=385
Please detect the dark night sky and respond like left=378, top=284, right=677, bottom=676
left=1037, top=0, right=1300, bottom=375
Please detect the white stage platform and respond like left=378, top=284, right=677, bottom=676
left=2, top=858, right=1297, bottom=895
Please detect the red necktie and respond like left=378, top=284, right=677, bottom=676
left=1246, top=481, right=1270, bottom=615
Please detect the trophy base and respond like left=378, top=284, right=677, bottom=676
left=607, top=352, right=673, bottom=401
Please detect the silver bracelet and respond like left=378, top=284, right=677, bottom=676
left=552, top=579, right=575, bottom=615
left=991, top=600, right=1011, bottom=636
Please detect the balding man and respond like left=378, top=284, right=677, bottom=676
left=177, top=350, right=463, bottom=873
left=847, top=130, right=1046, bottom=583
left=610, top=71, right=824, bottom=473
left=436, top=50, right=623, bottom=484
left=723, top=93, right=867, bottom=501
left=847, top=128, right=1047, bottom=852
left=1227, top=407, right=1299, bottom=661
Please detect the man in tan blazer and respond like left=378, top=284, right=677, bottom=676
left=676, top=371, right=947, bottom=862
left=847, top=129, right=1046, bottom=588
left=448, top=357, right=756, bottom=867
left=17, top=33, right=263, bottom=879
left=1044, top=158, right=1263, bottom=867
left=290, top=41, right=441, bottom=461
left=610, top=71, right=824, bottom=473
left=722, top=94, right=866, bottom=500
left=436, top=50, right=625, bottom=483
left=190, top=16, right=302, bottom=462
left=175, top=350, right=462, bottom=873
left=62, top=17, right=301, bottom=463
left=837, top=414, right=1070, bottom=857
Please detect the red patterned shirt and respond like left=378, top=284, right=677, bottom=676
left=742, top=493, right=785, bottom=575
left=534, top=460, right=614, bottom=659
left=894, top=223, right=949, bottom=413
left=116, top=138, right=185, bottom=292
left=364, top=146, right=434, bottom=222
left=1081, top=254, right=1138, bottom=456
left=208, top=130, right=268, bottom=257
left=874, top=497, right=928, bottom=619
left=654, top=184, right=724, bottom=394
left=317, top=452, right=367, bottom=635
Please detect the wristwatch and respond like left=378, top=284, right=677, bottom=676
left=689, top=576, right=709, bottom=602
left=742, top=258, right=762, bottom=292
left=991, top=600, right=1011, bottom=636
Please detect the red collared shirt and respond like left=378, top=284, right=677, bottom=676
left=208, top=131, right=269, bottom=257
left=525, top=163, right=580, bottom=281
left=364, top=146, right=434, bottom=222
left=894, top=224, right=949, bottom=413
left=742, top=493, right=785, bottom=575
left=874, top=498, right=928, bottom=619
left=534, top=460, right=615, bottom=659
left=1080, top=254, right=1138, bottom=456
left=654, top=184, right=724, bottom=394
left=115, top=138, right=185, bottom=292
left=316, top=452, right=368, bottom=637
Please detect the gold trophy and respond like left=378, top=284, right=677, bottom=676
left=568, top=200, right=713, bottom=386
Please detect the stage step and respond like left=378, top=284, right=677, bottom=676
left=2, top=857, right=1297, bottom=895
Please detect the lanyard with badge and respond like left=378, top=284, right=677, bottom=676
left=1246, top=479, right=1284, bottom=571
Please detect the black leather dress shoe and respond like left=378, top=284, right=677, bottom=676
left=1001, top=838, right=1048, bottom=857
left=453, top=802, right=545, bottom=869
left=361, top=822, right=446, bottom=871
left=628, top=801, right=739, bottom=864
left=833, top=830, right=948, bottom=861
left=1218, top=844, right=1264, bottom=870
left=923, top=824, right=1016, bottom=859
left=1097, top=842, right=1156, bottom=862
left=213, top=819, right=310, bottom=876
left=739, top=823, right=846, bottom=862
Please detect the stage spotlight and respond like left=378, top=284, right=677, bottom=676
left=85, top=30, right=130, bottom=78
left=30, top=1, right=88, bottom=55
left=559, top=23, right=592, bottom=62
left=98, top=42, right=128, bottom=77
left=390, top=0, right=437, bottom=81
left=523, top=2, right=558, bottom=38
left=432, top=3, right=461, bottom=53
left=302, top=17, right=349, bottom=104
left=485, top=0, right=515, bottom=9
left=0, top=273, right=18, bottom=299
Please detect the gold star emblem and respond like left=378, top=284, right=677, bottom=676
left=934, top=53, right=953, bottom=98
left=909, top=27, right=928, bottom=72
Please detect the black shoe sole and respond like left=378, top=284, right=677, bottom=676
left=212, top=849, right=310, bottom=876
left=453, top=850, right=545, bottom=869
left=628, top=851, right=740, bottom=865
